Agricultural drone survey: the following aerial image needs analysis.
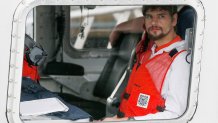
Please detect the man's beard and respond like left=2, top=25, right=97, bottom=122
left=148, top=33, right=166, bottom=41
left=147, top=26, right=171, bottom=41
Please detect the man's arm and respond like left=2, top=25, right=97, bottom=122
left=109, top=16, right=144, bottom=46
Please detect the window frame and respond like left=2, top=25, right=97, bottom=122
left=8, top=0, right=205, bottom=122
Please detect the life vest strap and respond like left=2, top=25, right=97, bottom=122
left=123, top=93, right=130, bottom=100
left=169, top=48, right=178, bottom=57
left=156, top=105, right=165, bottom=112
left=117, top=105, right=166, bottom=118
left=117, top=110, right=125, bottom=118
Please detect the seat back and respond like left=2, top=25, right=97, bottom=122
left=93, top=32, right=142, bottom=98
left=177, top=6, right=195, bottom=64
left=93, top=17, right=144, bottom=99
left=177, top=6, right=195, bottom=39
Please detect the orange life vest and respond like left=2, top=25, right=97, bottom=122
left=118, top=43, right=185, bottom=118
left=22, top=57, right=40, bottom=82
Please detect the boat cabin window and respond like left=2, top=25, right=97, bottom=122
left=9, top=3, right=203, bottom=123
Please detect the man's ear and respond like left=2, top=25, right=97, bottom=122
left=172, top=13, right=178, bottom=27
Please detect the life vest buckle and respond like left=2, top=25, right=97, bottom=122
left=123, top=93, right=130, bottom=100
left=156, top=106, right=165, bottom=112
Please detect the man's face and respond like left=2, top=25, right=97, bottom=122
left=144, top=8, right=177, bottom=41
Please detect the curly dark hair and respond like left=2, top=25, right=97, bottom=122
left=142, top=5, right=177, bottom=17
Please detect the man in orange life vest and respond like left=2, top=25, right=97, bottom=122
left=102, top=5, right=190, bottom=121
